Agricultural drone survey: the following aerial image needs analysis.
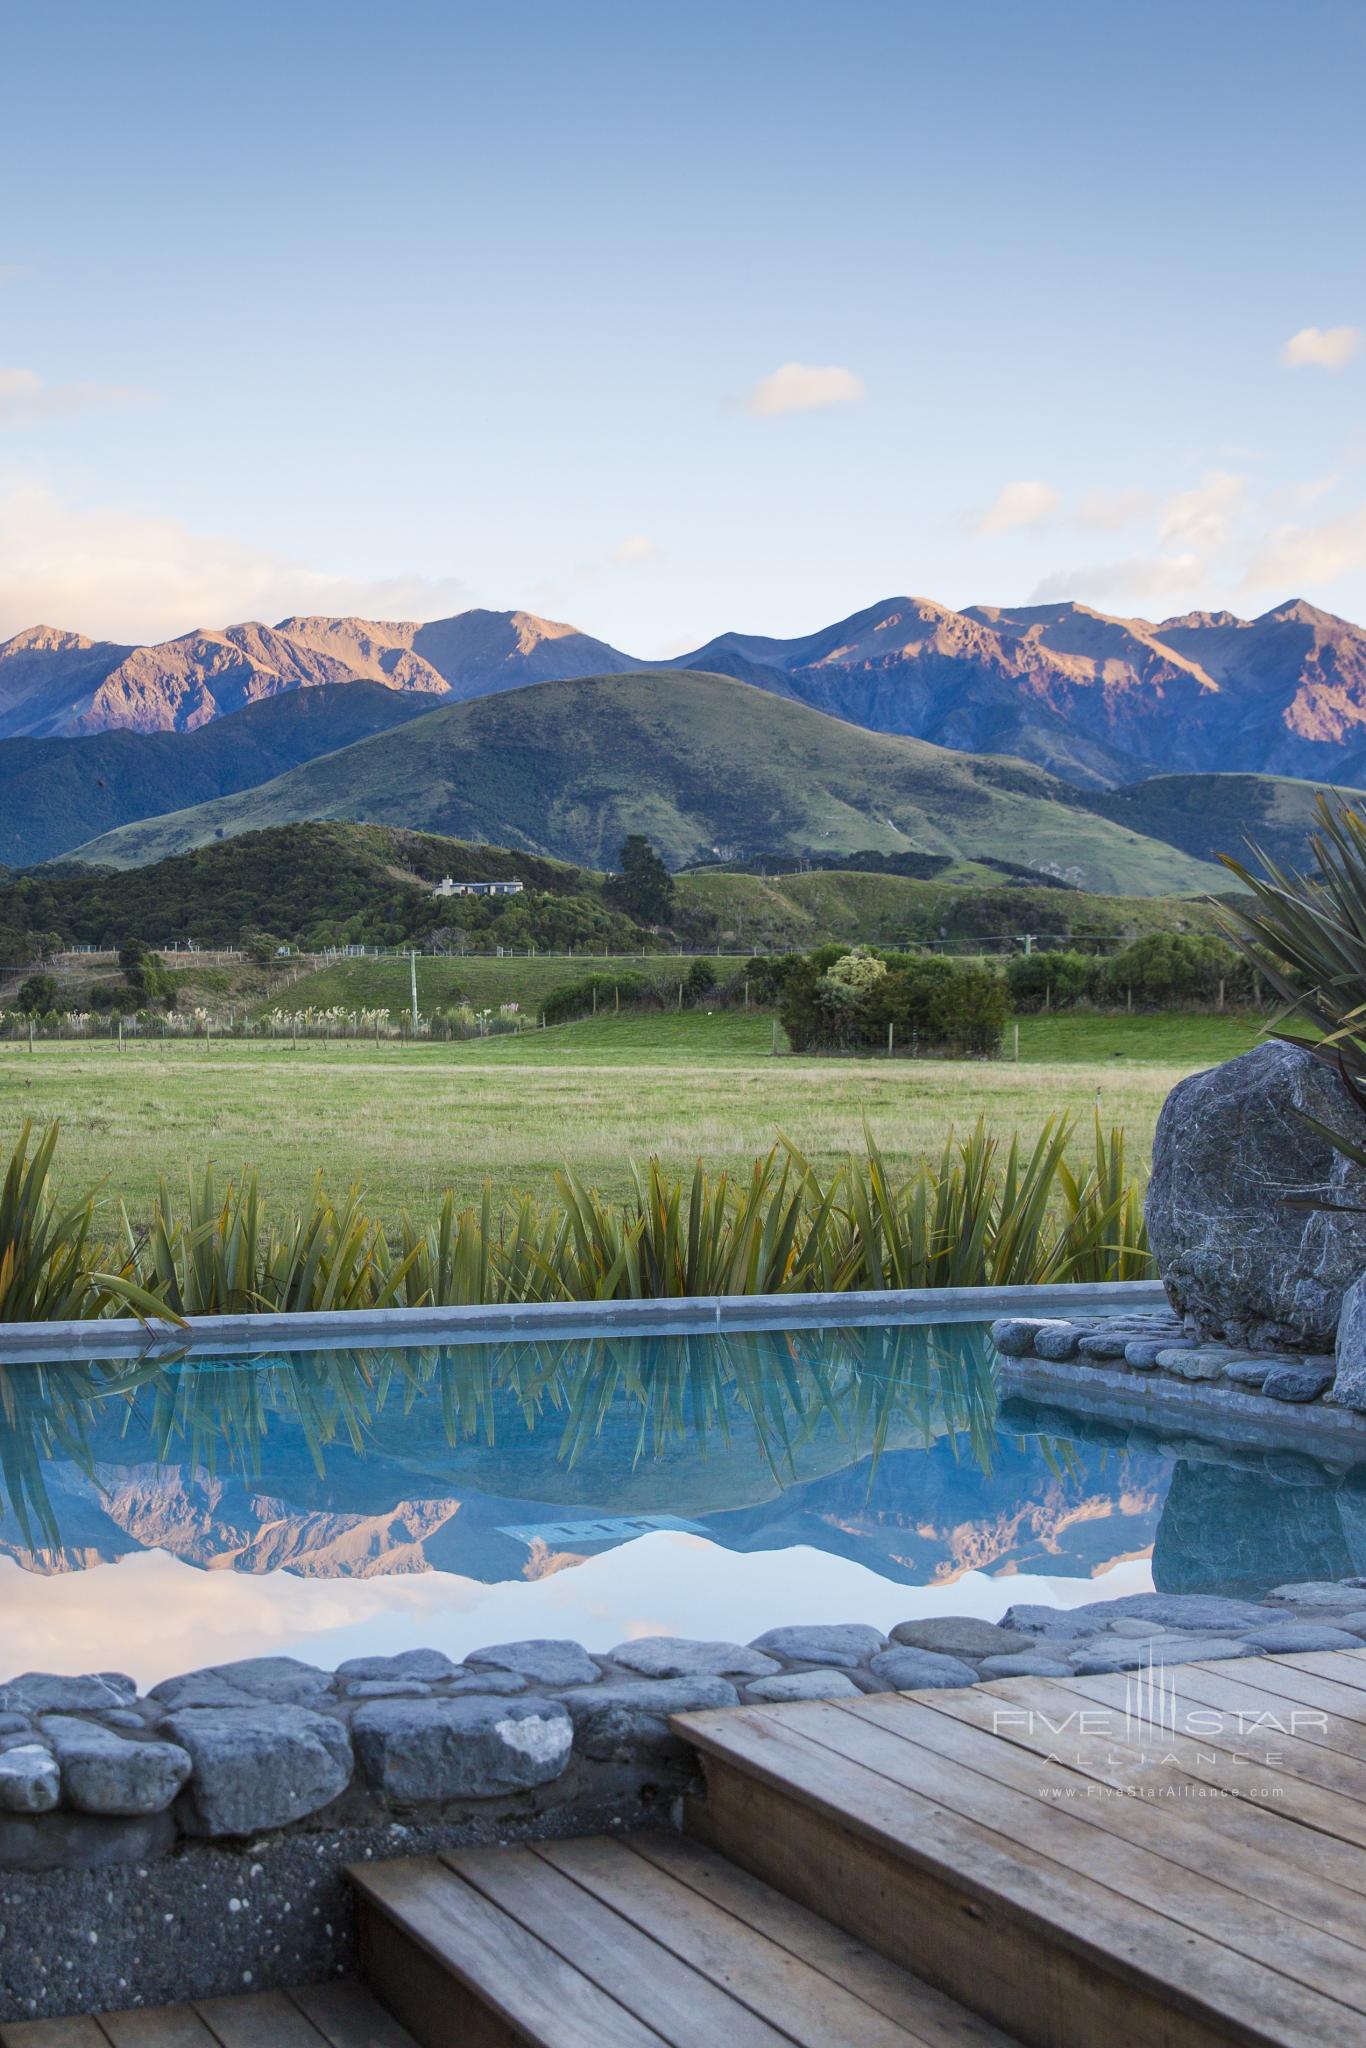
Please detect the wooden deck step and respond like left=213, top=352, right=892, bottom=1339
left=0, top=1978, right=416, bottom=2048
left=350, top=1833, right=1023, bottom=2048
left=674, top=1656, right=1366, bottom=2048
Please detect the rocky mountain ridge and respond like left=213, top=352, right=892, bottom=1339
left=4, top=594, right=1366, bottom=788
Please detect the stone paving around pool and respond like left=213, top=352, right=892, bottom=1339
left=5, top=1581, right=1366, bottom=1874
left=992, top=1307, right=1347, bottom=1405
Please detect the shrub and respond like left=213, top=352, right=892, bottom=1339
left=779, top=949, right=1006, bottom=1056
left=1005, top=951, right=1104, bottom=1011
left=541, top=970, right=659, bottom=1025
left=12, top=974, right=60, bottom=1016
left=1099, top=932, right=1250, bottom=1008
left=921, top=963, right=1009, bottom=1055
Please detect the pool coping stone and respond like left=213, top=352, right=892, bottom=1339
left=0, top=1278, right=1168, bottom=1364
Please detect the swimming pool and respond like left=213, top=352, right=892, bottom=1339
left=2, top=1318, right=1362, bottom=1686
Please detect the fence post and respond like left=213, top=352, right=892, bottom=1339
left=887, top=1020, right=894, bottom=1056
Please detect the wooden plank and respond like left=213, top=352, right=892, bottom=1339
left=99, top=2014, right=218, bottom=2048
left=533, top=1835, right=927, bottom=2048
left=844, top=1689, right=1366, bottom=1955
left=680, top=1700, right=1345, bottom=2048
left=1152, top=1661, right=1366, bottom=1764
left=0, top=2025, right=108, bottom=2048
left=358, top=1906, right=524, bottom=2048
left=772, top=1696, right=1366, bottom=2010
left=1200, top=1653, right=1366, bottom=1725
left=446, top=1843, right=794, bottom=2048
left=686, top=1741, right=1260, bottom=2048
left=627, top=1832, right=1020, bottom=2048
left=1063, top=1667, right=1366, bottom=1821
left=351, top=1855, right=668, bottom=2048
left=284, top=1980, right=418, bottom=2048
left=191, top=1991, right=326, bottom=2047
left=931, top=1675, right=1366, bottom=1900
left=1276, top=1648, right=1366, bottom=1693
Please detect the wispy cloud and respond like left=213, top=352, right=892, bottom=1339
left=610, top=533, right=658, bottom=566
left=976, top=480, right=1059, bottom=537
left=1075, top=487, right=1155, bottom=533
left=1242, top=506, right=1366, bottom=591
left=1030, top=553, right=1206, bottom=607
left=0, top=366, right=151, bottom=424
left=0, top=479, right=470, bottom=642
left=1281, top=325, right=1362, bottom=371
left=747, top=362, right=865, bottom=417
left=1157, top=469, right=1246, bottom=552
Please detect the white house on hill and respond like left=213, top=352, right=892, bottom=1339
left=433, top=876, right=524, bottom=898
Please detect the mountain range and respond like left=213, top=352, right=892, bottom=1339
left=6, top=593, right=1366, bottom=789
left=58, top=671, right=1229, bottom=894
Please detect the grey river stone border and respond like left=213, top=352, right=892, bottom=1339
left=3, top=1580, right=1366, bottom=2020
left=991, top=1308, right=1366, bottom=1452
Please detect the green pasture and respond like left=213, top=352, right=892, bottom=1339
left=0, top=1007, right=1263, bottom=1225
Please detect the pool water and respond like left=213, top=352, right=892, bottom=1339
left=1, top=1320, right=1362, bottom=1687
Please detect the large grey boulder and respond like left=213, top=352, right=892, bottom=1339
left=1333, top=1270, right=1366, bottom=1410
left=1146, top=1041, right=1366, bottom=1347
left=162, top=1705, right=351, bottom=1836
left=351, top=1696, right=572, bottom=1801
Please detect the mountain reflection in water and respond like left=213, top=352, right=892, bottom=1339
left=1, top=1321, right=1363, bottom=1609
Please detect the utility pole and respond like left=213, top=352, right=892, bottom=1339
left=410, top=950, right=419, bottom=1035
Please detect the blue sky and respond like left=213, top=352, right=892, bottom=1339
left=2, top=0, right=1363, bottom=650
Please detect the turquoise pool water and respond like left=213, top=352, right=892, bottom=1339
left=1, top=1320, right=1361, bottom=1686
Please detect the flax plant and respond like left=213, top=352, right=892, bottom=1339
left=1, top=1117, right=1151, bottom=1321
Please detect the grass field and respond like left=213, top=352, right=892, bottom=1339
left=0, top=1008, right=1265, bottom=1224
left=251, top=953, right=739, bottom=1017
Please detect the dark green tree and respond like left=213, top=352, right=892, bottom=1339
left=606, top=836, right=674, bottom=926
left=117, top=939, right=175, bottom=1009
left=13, top=973, right=59, bottom=1015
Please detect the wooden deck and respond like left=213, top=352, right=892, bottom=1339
left=15, top=1649, right=1366, bottom=2046
left=677, top=1648, right=1366, bottom=2048
left=0, top=1978, right=417, bottom=2047
left=352, top=1833, right=1019, bottom=2046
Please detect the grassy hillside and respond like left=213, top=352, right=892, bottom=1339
left=673, top=868, right=1229, bottom=952
left=1077, top=770, right=1366, bottom=873
left=0, top=821, right=629, bottom=952
left=0, top=682, right=432, bottom=867
left=65, top=670, right=1228, bottom=898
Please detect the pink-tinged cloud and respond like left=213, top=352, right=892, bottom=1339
left=1281, top=325, right=1362, bottom=370
left=747, top=362, right=865, bottom=416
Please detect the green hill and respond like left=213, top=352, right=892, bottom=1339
left=0, top=822, right=630, bottom=953
left=0, top=682, right=433, bottom=867
left=65, top=670, right=1227, bottom=898
left=1077, top=771, right=1366, bottom=874
left=672, top=867, right=1228, bottom=953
